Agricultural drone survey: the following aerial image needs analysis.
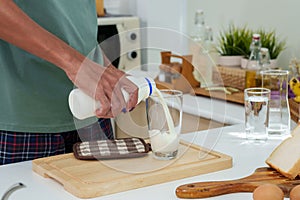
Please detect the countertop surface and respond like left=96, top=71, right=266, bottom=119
left=0, top=68, right=293, bottom=199
left=0, top=124, right=289, bottom=200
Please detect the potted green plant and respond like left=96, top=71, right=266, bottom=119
left=217, top=24, right=253, bottom=67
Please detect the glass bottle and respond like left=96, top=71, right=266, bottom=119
left=191, top=9, right=206, bottom=43
left=189, top=9, right=207, bottom=87
left=202, top=26, right=218, bottom=86
left=245, top=33, right=262, bottom=88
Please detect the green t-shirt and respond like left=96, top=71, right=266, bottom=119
left=0, top=0, right=102, bottom=133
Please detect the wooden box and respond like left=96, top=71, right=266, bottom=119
left=156, top=51, right=200, bottom=93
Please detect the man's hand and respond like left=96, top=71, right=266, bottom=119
left=68, top=58, right=138, bottom=118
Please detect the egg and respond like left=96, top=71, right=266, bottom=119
left=253, top=184, right=284, bottom=200
left=290, top=185, right=300, bottom=200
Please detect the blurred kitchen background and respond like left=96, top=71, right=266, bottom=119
left=101, top=0, right=300, bottom=70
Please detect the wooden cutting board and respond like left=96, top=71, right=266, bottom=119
left=32, top=141, right=232, bottom=199
left=176, top=167, right=300, bottom=198
left=193, top=87, right=244, bottom=105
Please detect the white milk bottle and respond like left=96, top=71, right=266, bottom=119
left=68, top=76, right=156, bottom=120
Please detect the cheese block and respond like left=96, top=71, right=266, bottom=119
left=266, top=124, right=300, bottom=179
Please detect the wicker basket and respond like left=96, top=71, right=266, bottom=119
left=212, top=66, right=246, bottom=90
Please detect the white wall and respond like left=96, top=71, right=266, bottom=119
left=186, top=0, right=300, bottom=68
left=134, top=0, right=188, bottom=70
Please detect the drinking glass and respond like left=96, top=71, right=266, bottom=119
left=146, top=89, right=183, bottom=160
left=244, top=87, right=270, bottom=142
left=261, top=70, right=291, bottom=138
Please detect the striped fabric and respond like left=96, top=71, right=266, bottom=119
left=73, top=138, right=150, bottom=160
left=0, top=119, right=113, bottom=165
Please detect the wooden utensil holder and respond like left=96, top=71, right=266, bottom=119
left=155, top=51, right=200, bottom=93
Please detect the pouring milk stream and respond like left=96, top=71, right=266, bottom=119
left=68, top=76, right=178, bottom=155
left=147, top=89, right=179, bottom=154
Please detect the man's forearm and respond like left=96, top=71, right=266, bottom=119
left=0, top=0, right=138, bottom=117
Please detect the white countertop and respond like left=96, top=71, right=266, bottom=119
left=0, top=124, right=288, bottom=200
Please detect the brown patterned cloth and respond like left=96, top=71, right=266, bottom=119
left=73, top=138, right=151, bottom=160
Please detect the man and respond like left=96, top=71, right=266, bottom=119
left=0, top=0, right=138, bottom=164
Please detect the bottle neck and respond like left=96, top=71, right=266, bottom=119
left=249, top=48, right=260, bottom=61
left=127, top=76, right=156, bottom=104
left=250, top=34, right=261, bottom=53
left=251, top=40, right=261, bottom=49
left=249, top=38, right=261, bottom=62
left=194, top=10, right=205, bottom=26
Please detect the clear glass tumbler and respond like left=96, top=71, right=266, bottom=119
left=261, top=69, right=291, bottom=138
left=146, top=89, right=183, bottom=160
left=244, top=87, right=270, bottom=142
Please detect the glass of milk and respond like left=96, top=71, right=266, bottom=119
left=146, top=89, right=183, bottom=160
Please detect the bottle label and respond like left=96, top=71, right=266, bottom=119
left=145, top=77, right=153, bottom=96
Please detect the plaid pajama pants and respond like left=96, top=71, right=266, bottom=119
left=0, top=118, right=113, bottom=165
